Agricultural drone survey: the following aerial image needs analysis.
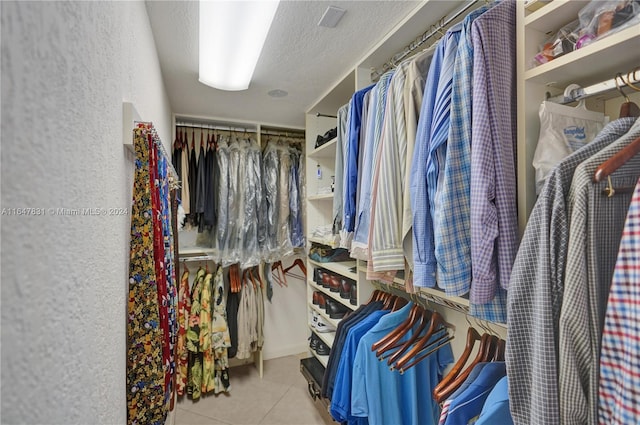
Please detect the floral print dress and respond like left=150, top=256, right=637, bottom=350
left=176, top=269, right=190, bottom=396
left=187, top=267, right=205, bottom=400
left=212, top=266, right=232, bottom=393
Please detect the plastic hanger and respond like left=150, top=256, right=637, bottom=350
left=432, top=326, right=482, bottom=399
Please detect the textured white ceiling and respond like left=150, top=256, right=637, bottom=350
left=145, top=1, right=420, bottom=128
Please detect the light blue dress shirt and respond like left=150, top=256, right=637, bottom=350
left=410, top=38, right=446, bottom=288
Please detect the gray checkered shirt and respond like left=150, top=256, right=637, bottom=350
left=559, top=117, right=640, bottom=425
left=507, top=117, right=637, bottom=425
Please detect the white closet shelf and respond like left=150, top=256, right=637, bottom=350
left=309, top=303, right=341, bottom=329
left=308, top=137, right=337, bottom=160
left=179, top=247, right=216, bottom=256
left=524, top=0, right=588, bottom=32
left=308, top=323, right=336, bottom=347
left=524, top=25, right=640, bottom=86
left=309, top=349, right=329, bottom=367
left=391, top=275, right=471, bottom=309
left=308, top=279, right=355, bottom=310
left=309, top=259, right=358, bottom=280
left=308, top=193, right=334, bottom=201
left=308, top=236, right=338, bottom=248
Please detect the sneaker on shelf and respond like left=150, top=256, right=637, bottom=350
left=316, top=340, right=331, bottom=356
left=315, top=315, right=336, bottom=333
left=308, top=332, right=319, bottom=351
left=310, top=310, right=319, bottom=329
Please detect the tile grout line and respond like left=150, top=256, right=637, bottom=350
left=256, top=383, right=295, bottom=424
left=176, top=406, right=235, bottom=425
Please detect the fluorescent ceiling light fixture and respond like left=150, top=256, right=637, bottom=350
left=199, top=0, right=280, bottom=91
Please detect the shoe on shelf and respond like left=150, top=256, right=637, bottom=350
left=312, top=291, right=321, bottom=305
left=310, top=310, right=319, bottom=329
left=350, top=283, right=357, bottom=306
left=309, top=332, right=319, bottom=351
left=315, top=315, right=336, bottom=333
left=329, top=274, right=341, bottom=293
left=316, top=340, right=331, bottom=356
left=326, top=298, right=349, bottom=319
left=314, top=268, right=324, bottom=285
left=317, top=293, right=326, bottom=309
left=339, top=277, right=354, bottom=299
left=321, top=271, right=332, bottom=289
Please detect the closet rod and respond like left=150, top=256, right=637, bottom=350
left=371, top=0, right=481, bottom=82
left=260, top=130, right=305, bottom=138
left=547, top=68, right=640, bottom=104
left=315, top=112, right=338, bottom=119
left=180, top=255, right=215, bottom=262
left=176, top=122, right=256, bottom=133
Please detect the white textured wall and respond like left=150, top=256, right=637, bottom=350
left=1, top=1, right=172, bottom=424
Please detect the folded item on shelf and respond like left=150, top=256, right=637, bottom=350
left=309, top=243, right=352, bottom=263
left=315, top=127, right=337, bottom=149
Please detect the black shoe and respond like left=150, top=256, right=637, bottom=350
left=326, top=298, right=349, bottom=319
left=350, top=283, right=357, bottom=306
left=309, top=333, right=319, bottom=351
left=316, top=340, right=330, bottom=356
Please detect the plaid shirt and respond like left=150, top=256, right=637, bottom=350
left=559, top=118, right=640, bottom=425
left=598, top=178, right=640, bottom=425
left=506, top=118, right=637, bottom=425
left=435, top=6, right=488, bottom=296
left=469, top=0, right=516, bottom=312
left=468, top=0, right=516, bottom=322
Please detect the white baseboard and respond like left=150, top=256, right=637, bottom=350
left=262, top=343, right=309, bottom=360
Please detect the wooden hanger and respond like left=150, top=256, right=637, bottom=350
left=394, top=311, right=448, bottom=371
left=391, top=296, right=408, bottom=311
left=366, top=289, right=380, bottom=304
left=372, top=304, right=421, bottom=353
left=397, top=329, right=454, bottom=373
left=382, top=307, right=432, bottom=364
left=432, top=327, right=482, bottom=399
left=271, top=261, right=288, bottom=287
left=433, top=333, right=493, bottom=402
left=494, top=338, right=506, bottom=362
left=594, top=135, right=640, bottom=183
left=283, top=258, right=307, bottom=279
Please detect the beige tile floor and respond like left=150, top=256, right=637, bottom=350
left=176, top=355, right=335, bottom=425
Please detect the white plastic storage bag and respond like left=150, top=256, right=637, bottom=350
left=532, top=100, right=607, bottom=194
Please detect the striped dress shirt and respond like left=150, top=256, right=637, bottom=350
left=410, top=34, right=445, bottom=288
left=332, top=103, right=350, bottom=236
left=599, top=177, right=640, bottom=425
left=468, top=0, right=516, bottom=322
left=435, top=7, right=488, bottom=296
left=351, top=72, right=394, bottom=260
left=559, top=118, right=640, bottom=425
left=402, top=49, right=434, bottom=274
left=506, top=117, right=637, bottom=425
left=371, top=61, right=410, bottom=272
